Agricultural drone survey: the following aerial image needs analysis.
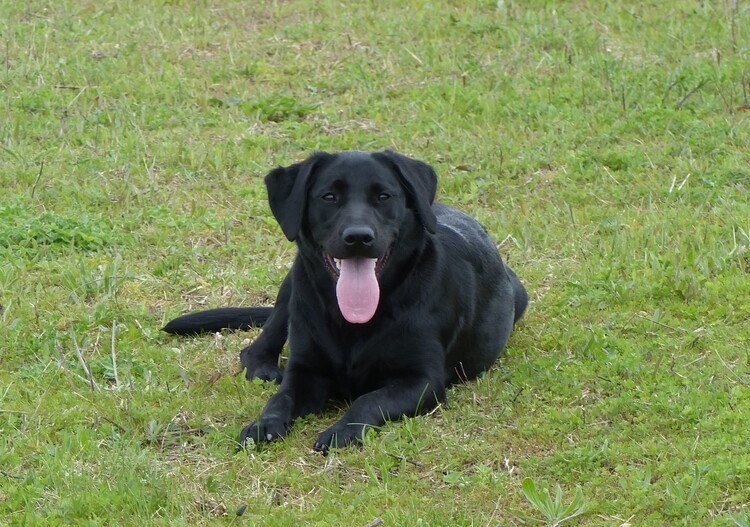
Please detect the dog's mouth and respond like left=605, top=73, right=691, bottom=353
left=324, top=249, right=391, bottom=324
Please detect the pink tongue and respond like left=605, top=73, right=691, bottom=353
left=336, top=257, right=380, bottom=324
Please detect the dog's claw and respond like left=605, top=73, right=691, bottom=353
left=248, top=366, right=283, bottom=384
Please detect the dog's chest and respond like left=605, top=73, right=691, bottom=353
left=332, top=341, right=380, bottom=398
left=315, top=330, right=387, bottom=399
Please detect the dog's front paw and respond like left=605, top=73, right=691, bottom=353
left=239, top=416, right=289, bottom=447
left=313, top=422, right=369, bottom=453
left=240, top=349, right=283, bottom=384
left=247, top=364, right=283, bottom=384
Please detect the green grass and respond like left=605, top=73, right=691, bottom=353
left=1, top=0, right=749, bottom=525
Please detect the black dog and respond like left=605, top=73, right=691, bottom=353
left=164, top=150, right=527, bottom=452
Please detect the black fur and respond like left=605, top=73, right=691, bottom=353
left=164, top=150, right=527, bottom=452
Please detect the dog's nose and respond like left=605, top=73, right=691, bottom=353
left=342, top=226, right=375, bottom=247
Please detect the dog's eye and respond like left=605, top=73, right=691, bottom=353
left=377, top=192, right=391, bottom=202
left=321, top=192, right=337, bottom=203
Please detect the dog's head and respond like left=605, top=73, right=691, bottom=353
left=264, top=150, right=438, bottom=324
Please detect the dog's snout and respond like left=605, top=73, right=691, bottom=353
left=342, top=226, right=375, bottom=247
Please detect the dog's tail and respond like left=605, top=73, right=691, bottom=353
left=162, top=307, right=273, bottom=336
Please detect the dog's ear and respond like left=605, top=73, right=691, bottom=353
left=374, top=150, right=438, bottom=234
left=264, top=152, right=331, bottom=241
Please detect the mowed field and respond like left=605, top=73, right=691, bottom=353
left=1, top=1, right=749, bottom=525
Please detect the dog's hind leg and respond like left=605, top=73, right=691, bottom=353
left=240, top=273, right=291, bottom=383
left=505, top=265, right=528, bottom=324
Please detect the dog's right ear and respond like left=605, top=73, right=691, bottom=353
left=264, top=152, right=331, bottom=241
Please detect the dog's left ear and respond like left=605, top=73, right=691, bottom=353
left=373, top=150, right=438, bottom=234
left=265, top=152, right=332, bottom=241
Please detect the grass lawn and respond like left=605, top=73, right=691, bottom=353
left=1, top=0, right=749, bottom=525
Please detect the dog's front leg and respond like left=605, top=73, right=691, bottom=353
left=313, top=376, right=446, bottom=452
left=239, top=366, right=333, bottom=446
left=239, top=273, right=292, bottom=383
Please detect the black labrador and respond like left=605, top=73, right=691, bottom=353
left=164, top=150, right=528, bottom=452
